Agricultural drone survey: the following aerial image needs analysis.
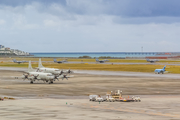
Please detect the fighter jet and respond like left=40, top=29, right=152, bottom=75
left=96, top=59, right=109, bottom=63
left=13, top=59, right=28, bottom=64
left=54, top=58, right=67, bottom=64
left=154, top=66, right=166, bottom=74
left=38, top=58, right=73, bottom=80
left=17, top=61, right=55, bottom=84
left=146, top=59, right=159, bottom=63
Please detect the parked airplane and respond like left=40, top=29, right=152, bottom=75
left=13, top=59, right=28, bottom=64
left=38, top=58, right=73, bottom=80
left=54, top=58, right=67, bottom=63
left=17, top=61, right=55, bottom=84
left=96, top=59, right=109, bottom=63
left=154, top=66, right=166, bottom=74
left=146, top=59, right=159, bottom=63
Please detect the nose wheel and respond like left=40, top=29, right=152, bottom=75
left=30, top=81, right=33, bottom=84
left=49, top=81, right=53, bottom=84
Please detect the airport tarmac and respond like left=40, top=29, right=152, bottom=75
left=0, top=68, right=180, bottom=119
left=1, top=66, right=180, bottom=79
left=1, top=97, right=180, bottom=120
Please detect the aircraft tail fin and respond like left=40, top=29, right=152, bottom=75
left=13, top=59, right=17, bottom=62
left=38, top=58, right=44, bottom=68
left=28, top=61, right=34, bottom=72
left=163, top=65, right=166, bottom=70
left=54, top=58, right=57, bottom=62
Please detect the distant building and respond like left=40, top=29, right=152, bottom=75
left=0, top=45, right=5, bottom=50
left=5, top=47, right=10, bottom=51
left=0, top=45, right=31, bottom=56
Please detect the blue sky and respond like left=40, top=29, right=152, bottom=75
left=0, top=0, right=180, bottom=52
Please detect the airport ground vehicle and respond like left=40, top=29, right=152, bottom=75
left=106, top=91, right=116, bottom=102
left=106, top=97, right=115, bottom=102
left=89, top=95, right=98, bottom=101
left=0, top=97, right=4, bottom=101
left=96, top=97, right=104, bottom=102
left=116, top=96, right=141, bottom=102
left=89, top=95, right=104, bottom=102
left=133, top=96, right=141, bottom=102
left=89, top=90, right=141, bottom=102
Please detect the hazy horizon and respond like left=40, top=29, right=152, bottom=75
left=0, top=0, right=180, bottom=52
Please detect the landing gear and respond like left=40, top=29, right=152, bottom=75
left=46, top=81, right=48, bottom=82
left=30, top=81, right=33, bottom=84
left=49, top=81, right=53, bottom=84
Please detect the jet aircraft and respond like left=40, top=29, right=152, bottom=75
left=146, top=59, right=159, bottom=63
left=13, top=59, right=28, bottom=64
left=96, top=59, right=109, bottom=63
left=154, top=66, right=166, bottom=74
left=54, top=58, right=67, bottom=63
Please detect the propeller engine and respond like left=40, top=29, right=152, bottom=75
left=29, top=74, right=39, bottom=81
left=59, top=70, right=64, bottom=75
left=62, top=74, right=68, bottom=80
left=67, top=69, right=73, bottom=74
left=54, top=70, right=64, bottom=81
left=33, top=74, right=39, bottom=80
left=22, top=73, right=29, bottom=80
left=36, top=68, right=40, bottom=72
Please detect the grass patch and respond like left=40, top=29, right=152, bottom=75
left=1, top=57, right=180, bottom=63
left=1, top=62, right=180, bottom=74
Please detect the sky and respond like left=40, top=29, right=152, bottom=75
left=0, top=0, right=180, bottom=52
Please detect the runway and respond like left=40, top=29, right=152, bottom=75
left=76, top=70, right=180, bottom=79
left=0, top=66, right=180, bottom=79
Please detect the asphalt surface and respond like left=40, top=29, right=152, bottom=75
left=0, top=67, right=180, bottom=79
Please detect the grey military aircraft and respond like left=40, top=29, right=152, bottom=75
left=38, top=58, right=73, bottom=80
left=54, top=58, right=67, bottom=64
left=17, top=61, right=55, bottom=84
left=146, top=59, right=159, bottom=63
left=96, top=58, right=109, bottom=63
left=13, top=59, right=28, bottom=64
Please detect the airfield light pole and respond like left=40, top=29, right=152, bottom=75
left=141, top=46, right=143, bottom=52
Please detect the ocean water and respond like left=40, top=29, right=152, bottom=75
left=30, top=52, right=177, bottom=58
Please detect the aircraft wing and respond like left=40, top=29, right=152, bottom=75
left=66, top=75, right=74, bottom=78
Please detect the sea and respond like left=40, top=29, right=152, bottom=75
left=31, top=52, right=179, bottom=58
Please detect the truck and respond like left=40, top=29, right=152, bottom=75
left=89, top=95, right=98, bottom=101
left=106, top=96, right=115, bottom=102
left=107, top=90, right=141, bottom=102
left=89, top=95, right=104, bottom=102
left=106, top=93, right=115, bottom=102
left=89, top=90, right=141, bottom=102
